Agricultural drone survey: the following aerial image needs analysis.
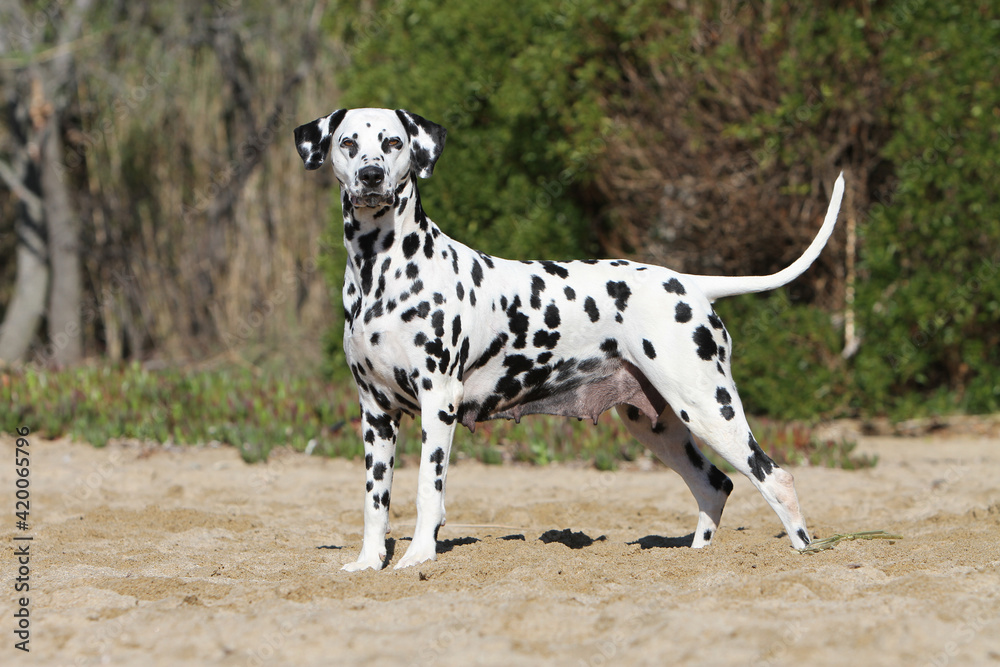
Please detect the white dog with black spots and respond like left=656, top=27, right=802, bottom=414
left=294, top=107, right=845, bottom=571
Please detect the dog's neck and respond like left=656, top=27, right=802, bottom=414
left=341, top=174, right=437, bottom=298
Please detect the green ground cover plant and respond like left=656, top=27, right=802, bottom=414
left=1, top=364, right=870, bottom=469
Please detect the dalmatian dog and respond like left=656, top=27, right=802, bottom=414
left=294, top=108, right=844, bottom=571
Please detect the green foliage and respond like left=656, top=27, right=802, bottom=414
left=1, top=364, right=355, bottom=463
left=852, top=2, right=1000, bottom=416
left=318, top=0, right=999, bottom=422
left=333, top=0, right=608, bottom=262
left=682, top=2, right=999, bottom=419
left=750, top=418, right=876, bottom=471
left=716, top=293, right=851, bottom=419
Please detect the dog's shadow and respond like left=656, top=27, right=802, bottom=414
left=627, top=533, right=695, bottom=549
left=539, top=528, right=607, bottom=549
left=390, top=535, right=482, bottom=555
left=436, top=536, right=480, bottom=554
left=322, top=531, right=695, bottom=566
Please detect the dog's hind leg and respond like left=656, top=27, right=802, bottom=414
left=671, top=391, right=812, bottom=550
left=630, top=310, right=811, bottom=549
left=616, top=405, right=733, bottom=547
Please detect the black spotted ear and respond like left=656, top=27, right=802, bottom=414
left=294, top=109, right=347, bottom=170
left=394, top=109, right=447, bottom=178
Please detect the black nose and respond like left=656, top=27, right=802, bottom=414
left=358, top=166, right=385, bottom=188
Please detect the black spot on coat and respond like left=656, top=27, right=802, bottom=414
left=606, top=281, right=631, bottom=311
left=532, top=330, right=560, bottom=349
left=530, top=276, right=546, bottom=309
left=747, top=434, right=775, bottom=482
left=693, top=325, right=718, bottom=360
left=708, top=466, right=732, bottom=494
left=544, top=304, right=560, bottom=328
left=675, top=302, right=692, bottom=323
left=663, top=278, right=686, bottom=294
left=685, top=442, right=703, bottom=469
left=541, top=261, right=569, bottom=278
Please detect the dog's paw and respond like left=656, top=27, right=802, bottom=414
left=341, top=551, right=386, bottom=572
left=394, top=541, right=437, bottom=570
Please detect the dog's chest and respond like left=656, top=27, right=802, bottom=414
left=343, top=256, right=469, bottom=406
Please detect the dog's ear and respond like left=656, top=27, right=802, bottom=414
left=294, top=109, right=347, bottom=170
left=395, top=109, right=447, bottom=178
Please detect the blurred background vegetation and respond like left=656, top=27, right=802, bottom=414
left=1, top=1, right=997, bottom=462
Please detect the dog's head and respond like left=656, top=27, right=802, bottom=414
left=294, top=108, right=447, bottom=208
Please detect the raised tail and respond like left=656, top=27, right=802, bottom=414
left=690, top=172, right=845, bottom=302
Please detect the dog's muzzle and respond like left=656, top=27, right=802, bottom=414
left=351, top=166, right=394, bottom=208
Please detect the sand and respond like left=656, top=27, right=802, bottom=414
left=1, top=431, right=998, bottom=666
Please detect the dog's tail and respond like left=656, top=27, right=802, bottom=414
left=690, top=172, right=845, bottom=302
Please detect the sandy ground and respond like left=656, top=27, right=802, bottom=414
left=1, top=431, right=998, bottom=667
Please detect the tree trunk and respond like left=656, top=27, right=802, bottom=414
left=0, top=159, right=49, bottom=364
left=0, top=0, right=90, bottom=365
left=42, top=116, right=83, bottom=365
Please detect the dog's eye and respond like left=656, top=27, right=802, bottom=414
left=342, top=139, right=356, bottom=149
left=388, top=138, right=402, bottom=148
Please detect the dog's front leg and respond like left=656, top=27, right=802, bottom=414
left=395, top=387, right=462, bottom=569
left=342, top=404, right=400, bottom=572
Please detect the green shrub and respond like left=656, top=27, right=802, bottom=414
left=852, top=1, right=1000, bottom=416
left=716, top=293, right=851, bottom=419
left=332, top=0, right=604, bottom=261
left=320, top=0, right=1000, bottom=421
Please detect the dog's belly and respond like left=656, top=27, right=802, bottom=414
left=457, top=353, right=667, bottom=430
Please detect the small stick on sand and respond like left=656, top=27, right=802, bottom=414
left=797, top=530, right=903, bottom=554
